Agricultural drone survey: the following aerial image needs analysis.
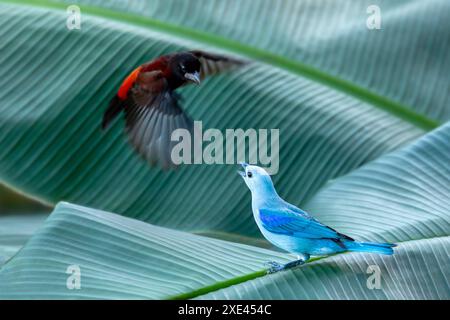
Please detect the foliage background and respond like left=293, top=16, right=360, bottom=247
left=0, top=0, right=448, bottom=299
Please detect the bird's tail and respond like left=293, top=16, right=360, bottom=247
left=102, top=95, right=125, bottom=130
left=345, top=241, right=396, bottom=255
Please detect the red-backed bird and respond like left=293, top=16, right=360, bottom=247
left=102, top=50, right=245, bottom=169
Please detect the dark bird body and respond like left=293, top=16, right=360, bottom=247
left=102, top=50, right=244, bottom=169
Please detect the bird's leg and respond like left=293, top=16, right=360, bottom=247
left=283, top=259, right=306, bottom=269
left=265, top=254, right=310, bottom=274
left=264, top=261, right=285, bottom=274
left=283, top=254, right=310, bottom=270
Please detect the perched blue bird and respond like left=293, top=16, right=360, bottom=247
left=238, top=163, right=396, bottom=273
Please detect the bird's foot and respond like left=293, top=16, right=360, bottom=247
left=264, top=261, right=285, bottom=274
left=265, top=257, right=308, bottom=274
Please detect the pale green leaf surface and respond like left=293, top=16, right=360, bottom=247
left=0, top=4, right=423, bottom=237
left=304, top=122, right=450, bottom=243
left=0, top=202, right=290, bottom=299
left=1, top=203, right=447, bottom=300
left=0, top=214, right=48, bottom=265
left=55, top=0, right=450, bottom=121
left=199, top=236, right=450, bottom=300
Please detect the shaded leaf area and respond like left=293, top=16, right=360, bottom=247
left=199, top=236, right=450, bottom=300
left=0, top=5, right=422, bottom=237
left=0, top=184, right=50, bottom=214
left=0, top=202, right=291, bottom=299
left=0, top=213, right=48, bottom=265
left=305, top=122, right=450, bottom=243
left=56, top=0, right=450, bottom=121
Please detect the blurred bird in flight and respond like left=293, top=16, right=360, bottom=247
left=238, top=163, right=396, bottom=273
left=102, top=50, right=245, bottom=169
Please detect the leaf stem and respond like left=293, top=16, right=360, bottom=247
left=168, top=269, right=268, bottom=300
left=168, top=256, right=323, bottom=300
left=1, top=0, right=440, bottom=131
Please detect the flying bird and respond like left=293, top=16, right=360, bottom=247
left=102, top=50, right=245, bottom=169
left=238, top=163, right=396, bottom=273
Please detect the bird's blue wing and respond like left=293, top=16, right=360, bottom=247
left=259, top=207, right=344, bottom=240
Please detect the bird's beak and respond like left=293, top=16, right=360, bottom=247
left=237, top=162, right=248, bottom=178
left=184, top=71, right=201, bottom=85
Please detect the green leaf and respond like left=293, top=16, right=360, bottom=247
left=198, top=236, right=450, bottom=300
left=1, top=123, right=449, bottom=298
left=0, top=213, right=48, bottom=265
left=1, top=203, right=448, bottom=299
left=0, top=0, right=449, bottom=300
left=44, top=0, right=450, bottom=122
left=0, top=1, right=427, bottom=238
left=0, top=202, right=291, bottom=299
left=304, top=122, right=450, bottom=243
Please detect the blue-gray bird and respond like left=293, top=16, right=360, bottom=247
left=238, top=163, right=396, bottom=273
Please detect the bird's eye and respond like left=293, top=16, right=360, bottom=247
left=247, top=171, right=253, bottom=178
left=180, top=64, right=186, bottom=72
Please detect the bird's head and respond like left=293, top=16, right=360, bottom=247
left=171, top=52, right=201, bottom=85
left=238, top=163, right=275, bottom=195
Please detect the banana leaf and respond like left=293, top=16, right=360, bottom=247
left=1, top=202, right=448, bottom=299
left=0, top=0, right=449, bottom=300
left=54, top=0, right=450, bottom=122
left=0, top=213, right=47, bottom=265
left=0, top=1, right=435, bottom=238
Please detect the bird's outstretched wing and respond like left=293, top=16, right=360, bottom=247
left=190, top=50, right=246, bottom=80
left=124, top=70, right=193, bottom=169
left=259, top=207, right=353, bottom=241
left=103, top=51, right=245, bottom=169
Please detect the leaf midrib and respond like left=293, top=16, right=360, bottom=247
left=2, top=0, right=440, bottom=131
left=167, top=255, right=325, bottom=300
